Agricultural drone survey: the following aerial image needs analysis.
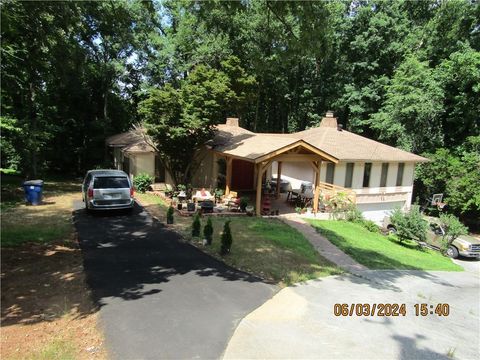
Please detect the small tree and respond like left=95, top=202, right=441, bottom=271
left=192, top=213, right=201, bottom=237
left=390, top=206, right=427, bottom=243
left=133, top=173, right=154, bottom=193
left=166, top=205, right=174, bottom=224
left=439, top=213, right=468, bottom=252
left=203, top=217, right=214, bottom=245
left=220, top=220, right=233, bottom=255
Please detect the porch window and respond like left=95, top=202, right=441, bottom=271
left=380, top=163, right=389, bottom=187
left=396, top=163, right=405, bottom=186
left=344, top=163, right=354, bottom=188
left=362, top=162, right=372, bottom=188
left=326, top=163, right=335, bottom=184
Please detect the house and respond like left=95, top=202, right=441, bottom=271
left=106, top=112, right=428, bottom=222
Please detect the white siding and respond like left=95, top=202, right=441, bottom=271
left=271, top=161, right=315, bottom=189
left=129, top=153, right=155, bottom=178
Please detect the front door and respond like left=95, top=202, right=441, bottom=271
left=231, top=159, right=254, bottom=190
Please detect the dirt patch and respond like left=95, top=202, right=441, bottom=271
left=1, top=185, right=107, bottom=359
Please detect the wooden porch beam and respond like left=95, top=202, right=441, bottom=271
left=276, top=161, right=282, bottom=199
left=256, top=163, right=263, bottom=216
left=272, top=154, right=327, bottom=162
left=225, top=157, right=233, bottom=196
left=313, top=161, right=322, bottom=213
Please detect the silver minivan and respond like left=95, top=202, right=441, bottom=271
left=82, top=169, right=134, bottom=211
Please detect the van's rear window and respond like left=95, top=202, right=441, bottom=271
left=93, top=177, right=129, bottom=189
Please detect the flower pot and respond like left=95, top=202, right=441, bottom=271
left=177, top=203, right=183, bottom=210
left=187, top=202, right=196, bottom=212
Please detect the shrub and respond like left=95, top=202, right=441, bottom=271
left=192, top=213, right=201, bottom=237
left=345, top=204, right=364, bottom=222
left=390, top=206, right=427, bottom=242
left=362, top=220, right=380, bottom=233
left=439, top=213, right=468, bottom=252
left=203, top=217, right=213, bottom=245
left=220, top=220, right=233, bottom=255
left=239, top=197, right=249, bottom=211
left=133, top=173, right=154, bottom=193
left=166, top=205, right=174, bottom=224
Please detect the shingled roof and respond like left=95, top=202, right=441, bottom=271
left=213, top=114, right=428, bottom=162
left=106, top=129, right=155, bottom=153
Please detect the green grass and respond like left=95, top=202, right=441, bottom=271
left=194, top=217, right=342, bottom=285
left=26, top=338, right=76, bottom=360
left=136, top=193, right=342, bottom=285
left=1, top=180, right=77, bottom=247
left=1, top=224, right=72, bottom=247
left=307, top=220, right=463, bottom=271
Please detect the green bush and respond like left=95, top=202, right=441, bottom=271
left=390, top=206, right=427, bottom=242
left=361, top=220, right=380, bottom=233
left=203, top=217, right=213, bottom=245
left=166, top=205, right=174, bottom=224
left=439, top=213, right=468, bottom=252
left=133, top=173, right=154, bottom=193
left=345, top=204, right=364, bottom=222
left=240, top=197, right=249, bottom=211
left=220, top=220, right=233, bottom=255
left=192, top=213, right=201, bottom=237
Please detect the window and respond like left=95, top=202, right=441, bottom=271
left=380, top=163, right=389, bottom=187
left=326, top=163, right=335, bottom=184
left=362, top=163, right=372, bottom=188
left=345, top=163, right=354, bottom=188
left=93, top=176, right=130, bottom=189
left=396, top=163, right=405, bottom=186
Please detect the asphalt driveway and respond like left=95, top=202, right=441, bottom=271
left=224, top=260, right=480, bottom=359
left=73, top=201, right=277, bottom=359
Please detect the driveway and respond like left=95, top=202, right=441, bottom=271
left=73, top=202, right=276, bottom=359
left=224, top=261, right=480, bottom=359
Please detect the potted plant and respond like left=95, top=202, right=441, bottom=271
left=239, top=197, right=249, bottom=212
left=187, top=201, right=196, bottom=212
left=214, top=188, right=224, bottom=203
left=245, top=205, right=254, bottom=216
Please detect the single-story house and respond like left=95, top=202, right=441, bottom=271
left=106, top=112, right=428, bottom=221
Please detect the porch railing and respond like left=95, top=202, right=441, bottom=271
left=318, top=181, right=356, bottom=204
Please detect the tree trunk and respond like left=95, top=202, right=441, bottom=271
left=29, top=81, right=38, bottom=178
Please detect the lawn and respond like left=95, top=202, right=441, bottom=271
left=1, top=178, right=79, bottom=247
left=136, top=193, right=342, bottom=286
left=307, top=220, right=463, bottom=271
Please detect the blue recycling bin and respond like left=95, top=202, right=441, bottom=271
left=23, top=180, right=44, bottom=205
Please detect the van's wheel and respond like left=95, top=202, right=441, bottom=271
left=446, top=246, right=459, bottom=259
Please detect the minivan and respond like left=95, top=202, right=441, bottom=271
left=82, top=169, right=134, bottom=211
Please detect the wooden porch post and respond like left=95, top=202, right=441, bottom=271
left=225, top=157, right=232, bottom=196
left=276, top=161, right=282, bottom=199
left=256, top=163, right=263, bottom=216
left=313, top=160, right=322, bottom=213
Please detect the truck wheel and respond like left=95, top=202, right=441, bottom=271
left=387, top=225, right=397, bottom=235
left=446, top=246, right=459, bottom=259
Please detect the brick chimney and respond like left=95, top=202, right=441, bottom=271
left=319, top=111, right=337, bottom=128
left=225, top=117, right=239, bottom=127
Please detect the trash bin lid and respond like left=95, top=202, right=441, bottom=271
left=23, top=179, right=44, bottom=186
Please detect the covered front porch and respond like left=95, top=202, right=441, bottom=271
left=215, top=140, right=343, bottom=216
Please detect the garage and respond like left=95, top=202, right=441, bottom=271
left=357, top=201, right=405, bottom=224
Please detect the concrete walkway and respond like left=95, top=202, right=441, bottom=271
left=280, top=216, right=368, bottom=273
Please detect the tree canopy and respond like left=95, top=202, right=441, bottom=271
left=1, top=0, right=479, bottom=217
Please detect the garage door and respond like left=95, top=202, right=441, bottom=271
left=357, top=201, right=405, bottom=225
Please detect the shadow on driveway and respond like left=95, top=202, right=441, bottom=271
left=74, top=201, right=277, bottom=359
